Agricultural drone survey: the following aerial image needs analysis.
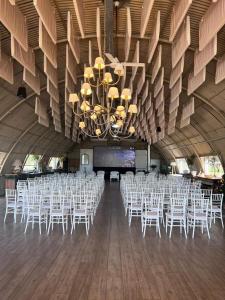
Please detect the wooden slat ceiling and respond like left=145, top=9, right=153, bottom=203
left=1, top=0, right=225, bottom=172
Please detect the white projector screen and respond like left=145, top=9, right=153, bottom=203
left=93, top=147, right=135, bottom=168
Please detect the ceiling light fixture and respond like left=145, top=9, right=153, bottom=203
left=69, top=56, right=137, bottom=139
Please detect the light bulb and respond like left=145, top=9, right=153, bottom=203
left=128, top=104, right=137, bottom=114
left=80, top=100, right=90, bottom=112
left=81, top=83, right=92, bottom=96
left=110, top=115, right=116, bottom=123
left=69, top=93, right=79, bottom=103
left=108, top=87, right=119, bottom=100
left=120, top=111, right=126, bottom=119
left=94, top=105, right=102, bottom=114
left=90, top=113, right=97, bottom=120
left=84, top=67, right=94, bottom=79
left=94, top=57, right=105, bottom=70
left=121, top=88, right=131, bottom=100
left=95, top=128, right=101, bottom=136
left=128, top=126, right=135, bottom=134
left=104, top=72, right=113, bottom=83
left=116, top=105, right=125, bottom=112
left=79, top=121, right=85, bottom=129
left=114, top=63, right=124, bottom=76
left=116, top=120, right=123, bottom=127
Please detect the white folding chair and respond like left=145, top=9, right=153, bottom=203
left=128, top=191, right=143, bottom=226
left=166, top=193, right=187, bottom=238
left=71, top=192, right=89, bottom=235
left=48, top=195, right=69, bottom=235
left=24, top=194, right=48, bottom=235
left=209, top=194, right=224, bottom=228
left=142, top=193, right=161, bottom=238
left=187, top=198, right=210, bottom=239
left=110, top=171, right=120, bottom=181
left=4, top=189, right=17, bottom=223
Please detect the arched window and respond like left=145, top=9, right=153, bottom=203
left=175, top=158, right=190, bottom=174
left=23, top=154, right=42, bottom=172
left=200, top=156, right=224, bottom=177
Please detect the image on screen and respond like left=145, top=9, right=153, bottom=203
left=94, top=147, right=135, bottom=168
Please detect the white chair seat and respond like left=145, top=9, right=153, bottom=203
left=211, top=205, right=220, bottom=211
left=7, top=203, right=17, bottom=208
left=166, top=212, right=184, bottom=219
left=51, top=209, right=69, bottom=215
left=74, top=209, right=87, bottom=215
left=131, top=204, right=142, bottom=209
left=188, top=212, right=207, bottom=220
left=143, top=211, right=158, bottom=217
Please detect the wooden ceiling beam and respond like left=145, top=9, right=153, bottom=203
left=104, top=0, right=114, bottom=54
left=96, top=7, right=102, bottom=57
left=140, top=0, right=155, bottom=38
left=72, top=0, right=85, bottom=38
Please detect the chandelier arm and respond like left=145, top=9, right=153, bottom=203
left=80, top=128, right=98, bottom=138
left=87, top=77, right=104, bottom=88
left=108, top=73, right=121, bottom=86
left=102, top=124, right=110, bottom=139
left=109, top=126, right=120, bottom=137
left=72, top=108, right=85, bottom=118
left=120, top=133, right=133, bottom=140
left=93, top=119, right=109, bottom=126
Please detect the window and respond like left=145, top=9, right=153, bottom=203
left=200, top=156, right=224, bottom=177
left=49, top=157, right=62, bottom=170
left=23, top=154, right=42, bottom=172
left=176, top=158, right=190, bottom=174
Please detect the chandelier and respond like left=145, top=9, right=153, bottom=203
left=68, top=56, right=137, bottom=139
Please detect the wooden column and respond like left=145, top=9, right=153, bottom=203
left=104, top=0, right=114, bottom=55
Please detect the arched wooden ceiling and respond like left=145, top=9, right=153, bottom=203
left=1, top=0, right=225, bottom=173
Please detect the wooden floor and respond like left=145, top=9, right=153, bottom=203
left=0, top=182, right=225, bottom=300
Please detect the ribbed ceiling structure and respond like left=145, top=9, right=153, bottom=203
left=1, top=0, right=225, bottom=173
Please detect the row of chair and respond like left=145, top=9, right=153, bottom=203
left=4, top=174, right=105, bottom=235
left=121, top=176, right=223, bottom=239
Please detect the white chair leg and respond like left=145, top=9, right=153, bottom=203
left=210, top=212, right=213, bottom=228
left=158, top=220, right=161, bottom=238
left=4, top=210, right=7, bottom=223
left=141, top=217, right=144, bottom=233
left=62, top=220, right=65, bottom=235
left=184, top=221, right=187, bottom=239
left=14, top=209, right=17, bottom=223
left=70, top=219, right=74, bottom=234
left=143, top=222, right=146, bottom=237
left=165, top=216, right=168, bottom=234
left=24, top=217, right=29, bottom=234
left=192, top=220, right=195, bottom=239
left=21, top=213, right=24, bottom=223
left=45, top=216, right=48, bottom=231
left=206, top=221, right=210, bottom=239
left=85, top=219, right=89, bottom=235
left=66, top=216, right=68, bottom=231
left=129, top=214, right=132, bottom=227
left=47, top=218, right=51, bottom=235
left=39, top=219, right=42, bottom=235
left=220, top=212, right=224, bottom=228
left=169, top=219, right=173, bottom=238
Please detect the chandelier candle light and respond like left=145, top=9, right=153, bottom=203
left=69, top=57, right=137, bottom=139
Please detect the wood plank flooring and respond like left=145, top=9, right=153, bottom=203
left=0, top=182, right=225, bottom=300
